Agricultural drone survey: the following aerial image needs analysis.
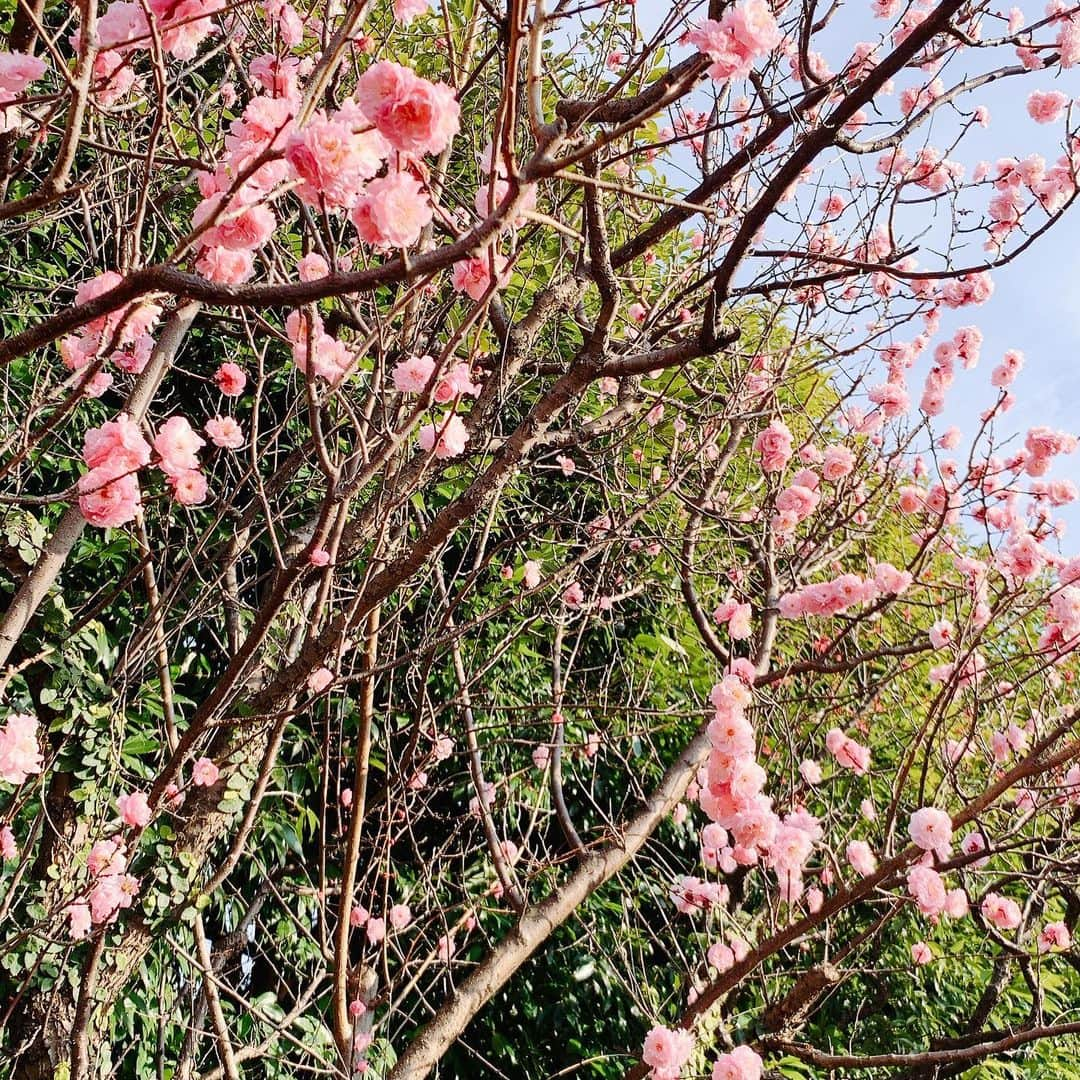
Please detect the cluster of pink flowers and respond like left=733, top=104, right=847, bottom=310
left=670, top=874, right=729, bottom=914
left=60, top=272, right=162, bottom=397
left=0, top=713, right=43, bottom=785
left=78, top=413, right=208, bottom=528
left=191, top=93, right=295, bottom=283
left=285, top=106, right=388, bottom=210
left=752, top=419, right=793, bottom=472
left=777, top=572, right=875, bottom=618
left=76, top=0, right=218, bottom=105
left=355, top=61, right=459, bottom=158
left=392, top=355, right=482, bottom=401
left=687, top=0, right=782, bottom=82
left=395, top=356, right=482, bottom=457
left=906, top=861, right=968, bottom=920
left=642, top=1027, right=766, bottom=1080
left=66, top=837, right=141, bottom=938
left=695, top=672, right=821, bottom=902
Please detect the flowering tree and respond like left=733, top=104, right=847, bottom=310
left=2, top=0, right=1080, bottom=1075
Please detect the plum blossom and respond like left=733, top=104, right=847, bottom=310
left=981, top=892, right=1022, bottom=931
left=192, top=757, right=220, bottom=786
left=712, top=1046, right=763, bottom=1080
left=753, top=419, right=793, bottom=472
left=641, top=1024, right=694, bottom=1078
left=0, top=713, right=43, bottom=785
left=206, top=417, right=244, bottom=449
left=154, top=416, right=205, bottom=477
left=418, top=413, right=470, bottom=459
left=117, top=791, right=152, bottom=828
left=1027, top=90, right=1069, bottom=124
left=0, top=50, right=47, bottom=103
left=909, top=806, right=953, bottom=858
left=355, top=61, right=460, bottom=157
left=1039, top=921, right=1071, bottom=952
left=687, top=0, right=782, bottom=82
left=352, top=171, right=434, bottom=250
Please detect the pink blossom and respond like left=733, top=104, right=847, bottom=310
left=89, top=871, right=139, bottom=923
left=192, top=197, right=276, bottom=253
left=310, top=547, right=331, bottom=567
left=753, top=419, right=793, bottom=472
left=285, top=111, right=387, bottom=208
left=1039, top=920, right=1071, bottom=952
left=393, top=354, right=438, bottom=393
left=0, top=713, right=43, bottom=785
left=154, top=416, right=205, bottom=477
left=1027, top=90, right=1069, bottom=124
left=0, top=826, right=16, bottom=859
left=206, top=417, right=244, bottom=449
left=355, top=61, right=460, bottom=157
left=523, top=561, right=542, bottom=589
left=874, top=561, right=912, bottom=595
left=825, top=728, right=872, bottom=774
left=117, top=791, right=152, bottom=828
left=821, top=445, right=855, bottom=481
left=846, top=840, right=877, bottom=876
left=388, top=903, right=412, bottom=929
left=192, top=757, right=220, bottom=786
left=945, top=888, right=969, bottom=919
left=79, top=469, right=142, bottom=527
left=707, top=940, right=735, bottom=972
left=352, top=171, right=433, bottom=250
left=84, top=415, right=152, bottom=475
left=929, top=620, right=954, bottom=649
left=366, top=915, right=386, bottom=943
left=88, top=839, right=126, bottom=876
left=169, top=469, right=208, bottom=506
left=434, top=363, right=482, bottom=403
left=799, top=759, right=822, bottom=785
left=563, top=581, right=585, bottom=608
left=941, top=271, right=994, bottom=309
left=308, top=667, right=334, bottom=693
left=911, top=941, right=933, bottom=965
left=0, top=50, right=47, bottom=103
left=907, top=864, right=948, bottom=917
left=909, top=807, right=953, bottom=857
left=868, top=382, right=910, bottom=418
left=712, top=1045, right=763, bottom=1080
left=197, top=246, right=255, bottom=284
left=394, top=0, right=430, bottom=21
left=298, top=253, right=330, bottom=281
left=981, top=892, right=1022, bottom=931
left=418, top=413, right=470, bottom=459
left=66, top=902, right=92, bottom=939
left=641, top=1024, right=694, bottom=1079
left=688, top=0, right=782, bottom=83
left=452, top=254, right=506, bottom=300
